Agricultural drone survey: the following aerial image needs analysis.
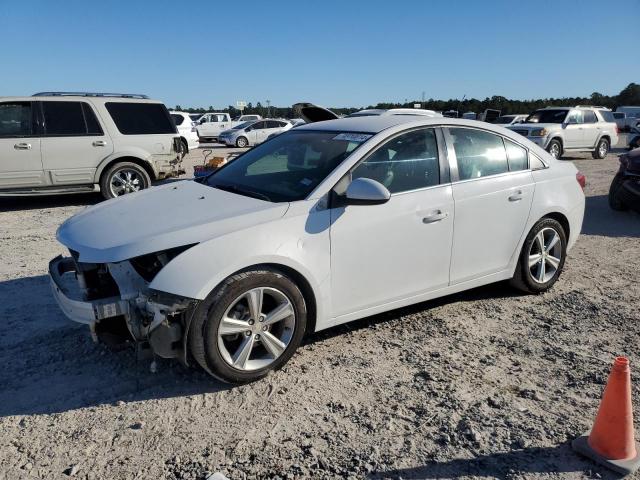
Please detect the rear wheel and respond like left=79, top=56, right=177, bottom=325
left=236, top=136, right=249, bottom=148
left=189, top=268, right=307, bottom=384
left=608, top=173, right=628, bottom=211
left=510, top=218, right=567, bottom=294
left=547, top=139, right=562, bottom=159
left=592, top=138, right=609, bottom=159
left=100, top=162, right=151, bottom=200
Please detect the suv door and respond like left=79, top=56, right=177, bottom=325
left=563, top=110, right=584, bottom=148
left=0, top=101, right=44, bottom=189
left=40, top=101, right=113, bottom=185
left=445, top=127, right=534, bottom=284
left=582, top=110, right=599, bottom=147
left=329, top=128, right=454, bottom=318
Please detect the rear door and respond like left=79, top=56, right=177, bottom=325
left=445, top=127, right=535, bottom=284
left=40, top=101, right=112, bottom=185
left=0, top=101, right=45, bottom=189
left=582, top=110, right=599, bottom=147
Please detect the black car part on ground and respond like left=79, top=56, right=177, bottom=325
left=609, top=149, right=640, bottom=212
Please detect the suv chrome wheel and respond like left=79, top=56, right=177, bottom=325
left=217, top=287, right=295, bottom=371
left=548, top=141, right=561, bottom=159
left=109, top=168, right=144, bottom=197
left=528, top=227, right=562, bottom=284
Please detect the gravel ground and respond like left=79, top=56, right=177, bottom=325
left=1, top=141, right=639, bottom=480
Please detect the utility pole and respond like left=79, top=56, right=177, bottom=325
left=266, top=100, right=271, bottom=117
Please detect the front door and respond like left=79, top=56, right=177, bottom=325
left=40, top=101, right=113, bottom=185
left=446, top=127, right=535, bottom=284
left=0, top=101, right=44, bottom=189
left=563, top=110, right=584, bottom=148
left=330, top=127, right=454, bottom=318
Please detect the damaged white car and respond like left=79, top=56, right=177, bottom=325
left=50, top=106, right=585, bottom=383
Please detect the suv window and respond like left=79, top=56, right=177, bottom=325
left=0, top=102, right=33, bottom=137
left=171, top=113, right=185, bottom=126
left=583, top=110, right=597, bottom=123
left=449, top=128, right=509, bottom=180
left=504, top=139, right=528, bottom=171
left=598, top=110, right=615, bottom=122
left=105, top=102, right=176, bottom=135
left=566, top=111, right=584, bottom=124
left=352, top=128, right=440, bottom=193
left=42, top=101, right=104, bottom=136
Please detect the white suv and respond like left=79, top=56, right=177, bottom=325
left=0, top=92, right=184, bottom=199
left=507, top=106, right=618, bottom=159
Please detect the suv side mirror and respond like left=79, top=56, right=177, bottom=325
left=345, top=178, right=390, bottom=205
left=566, top=117, right=578, bottom=124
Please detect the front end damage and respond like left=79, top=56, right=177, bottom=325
left=49, top=251, right=199, bottom=363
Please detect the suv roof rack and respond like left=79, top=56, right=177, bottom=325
left=32, top=91, right=149, bottom=99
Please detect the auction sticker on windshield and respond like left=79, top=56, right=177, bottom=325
left=332, top=133, right=372, bottom=142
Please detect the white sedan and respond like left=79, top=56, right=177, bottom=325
left=169, top=111, right=199, bottom=152
left=49, top=115, right=585, bottom=383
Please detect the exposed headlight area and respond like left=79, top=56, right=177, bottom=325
left=530, top=128, right=548, bottom=137
left=50, top=244, right=199, bottom=362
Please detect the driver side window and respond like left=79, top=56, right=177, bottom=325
left=351, top=128, right=440, bottom=194
left=567, top=111, right=584, bottom=124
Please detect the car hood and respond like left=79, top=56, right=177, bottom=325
left=57, top=180, right=289, bottom=263
left=292, top=103, right=340, bottom=123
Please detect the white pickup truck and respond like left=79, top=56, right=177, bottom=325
left=196, top=113, right=262, bottom=142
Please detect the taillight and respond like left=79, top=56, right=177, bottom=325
left=576, top=171, right=586, bottom=190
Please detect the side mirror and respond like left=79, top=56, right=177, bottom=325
left=566, top=117, right=578, bottom=125
left=245, top=127, right=252, bottom=132
left=345, top=178, right=390, bottom=205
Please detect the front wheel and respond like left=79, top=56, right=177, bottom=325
left=510, top=218, right=567, bottom=294
left=189, top=269, right=307, bottom=384
left=235, top=136, right=249, bottom=148
left=592, top=138, right=609, bottom=159
left=100, top=162, right=151, bottom=200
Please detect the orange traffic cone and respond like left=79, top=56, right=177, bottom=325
left=572, top=357, right=640, bottom=475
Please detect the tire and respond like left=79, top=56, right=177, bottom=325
left=235, top=136, right=249, bottom=148
left=546, top=139, right=562, bottom=159
left=188, top=268, right=307, bottom=384
left=510, top=218, right=567, bottom=294
left=608, top=173, right=628, bottom=211
left=100, top=162, right=151, bottom=200
left=180, top=138, right=189, bottom=156
left=592, top=138, right=609, bottom=159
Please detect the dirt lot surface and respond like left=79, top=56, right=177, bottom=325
left=1, top=142, right=639, bottom=480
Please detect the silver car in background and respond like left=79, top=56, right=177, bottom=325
left=218, top=119, right=291, bottom=148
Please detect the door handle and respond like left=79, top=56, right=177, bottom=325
left=508, top=190, right=523, bottom=202
left=14, top=142, right=32, bottom=150
left=93, top=140, right=107, bottom=147
left=422, top=210, right=448, bottom=224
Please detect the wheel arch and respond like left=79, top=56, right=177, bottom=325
left=541, top=211, right=570, bottom=241
left=227, top=262, right=318, bottom=336
left=96, top=155, right=156, bottom=183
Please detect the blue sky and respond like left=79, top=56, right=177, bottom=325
left=1, top=0, right=638, bottom=108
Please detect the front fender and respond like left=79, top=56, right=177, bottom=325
left=149, top=200, right=332, bottom=329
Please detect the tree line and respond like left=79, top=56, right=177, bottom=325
left=174, top=83, right=640, bottom=119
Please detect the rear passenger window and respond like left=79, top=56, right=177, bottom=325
left=352, top=128, right=439, bottom=194
left=449, top=128, right=508, bottom=180
left=0, top=102, right=32, bottom=137
left=171, top=114, right=185, bottom=126
left=504, top=139, right=528, bottom=171
left=43, top=102, right=86, bottom=135
left=105, top=102, right=176, bottom=135
left=583, top=111, right=597, bottom=123
left=82, top=103, right=103, bottom=135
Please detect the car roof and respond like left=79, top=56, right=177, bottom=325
left=295, top=116, right=527, bottom=135
left=0, top=96, right=162, bottom=104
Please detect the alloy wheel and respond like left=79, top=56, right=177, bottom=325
left=549, top=143, right=560, bottom=159
left=109, top=168, right=144, bottom=197
left=528, top=227, right=562, bottom=284
left=217, top=287, right=295, bottom=371
left=599, top=141, right=608, bottom=158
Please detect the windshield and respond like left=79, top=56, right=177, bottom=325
left=205, top=130, right=371, bottom=202
left=494, top=116, right=514, bottom=124
left=525, top=109, right=568, bottom=124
